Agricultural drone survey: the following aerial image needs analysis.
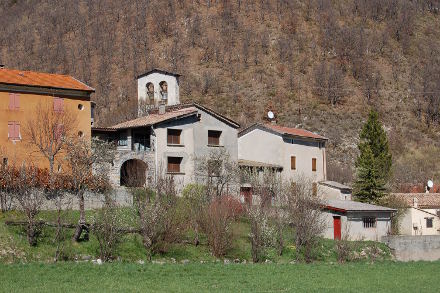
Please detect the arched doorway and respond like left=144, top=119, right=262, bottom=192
left=120, top=159, right=147, bottom=187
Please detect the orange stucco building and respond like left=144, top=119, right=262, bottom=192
left=0, top=67, right=94, bottom=170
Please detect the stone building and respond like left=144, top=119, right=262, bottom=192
left=92, top=69, right=239, bottom=191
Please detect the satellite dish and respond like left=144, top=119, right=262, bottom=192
left=267, top=111, right=274, bottom=119
left=427, top=180, right=434, bottom=189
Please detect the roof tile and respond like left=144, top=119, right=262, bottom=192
left=264, top=123, right=327, bottom=140
left=0, top=68, right=94, bottom=92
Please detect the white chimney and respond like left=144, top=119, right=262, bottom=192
left=158, top=104, right=166, bottom=115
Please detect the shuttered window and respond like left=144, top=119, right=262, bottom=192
left=8, top=121, right=20, bottom=140
left=290, top=156, right=296, bottom=170
left=9, top=93, right=20, bottom=110
left=53, top=97, right=64, bottom=112
left=312, top=158, right=317, bottom=172
left=208, top=130, right=221, bottom=146
left=167, top=157, right=182, bottom=173
left=167, top=129, right=182, bottom=145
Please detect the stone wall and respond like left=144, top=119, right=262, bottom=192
left=382, top=235, right=440, bottom=261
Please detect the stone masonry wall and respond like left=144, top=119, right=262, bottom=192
left=382, top=235, right=440, bottom=261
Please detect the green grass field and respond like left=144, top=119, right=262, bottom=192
left=1, top=261, right=440, bottom=292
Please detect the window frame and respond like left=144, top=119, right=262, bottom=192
left=8, top=121, right=21, bottom=140
left=208, top=130, right=222, bottom=146
left=53, top=97, right=64, bottom=113
left=167, top=129, right=182, bottom=145
left=362, top=217, right=377, bottom=229
left=290, top=156, right=296, bottom=170
left=9, top=93, right=20, bottom=110
left=167, top=156, right=183, bottom=174
left=426, top=217, right=434, bottom=228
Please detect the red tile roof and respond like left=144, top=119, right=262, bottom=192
left=0, top=68, right=94, bottom=92
left=391, top=193, right=440, bottom=208
left=111, top=107, right=198, bottom=129
left=264, top=123, right=327, bottom=140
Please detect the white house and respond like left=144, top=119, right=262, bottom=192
left=238, top=123, right=328, bottom=183
left=392, top=193, right=440, bottom=236
left=322, top=199, right=396, bottom=241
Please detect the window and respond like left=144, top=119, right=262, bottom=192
left=53, top=97, right=64, bottom=112
left=9, top=93, right=19, bottom=110
left=2, top=158, right=8, bottom=166
left=7, top=121, right=20, bottom=140
left=78, top=131, right=84, bottom=138
left=290, top=156, right=296, bottom=170
left=426, top=218, right=434, bottom=228
left=118, top=132, right=128, bottom=146
left=159, top=81, right=168, bottom=100
left=312, top=158, right=317, bottom=172
left=167, top=157, right=182, bottom=173
left=363, top=217, right=376, bottom=228
left=78, top=104, right=84, bottom=110
left=167, top=129, right=182, bottom=145
left=208, top=130, right=222, bottom=146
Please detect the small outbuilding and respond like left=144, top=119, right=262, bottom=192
left=322, top=199, right=396, bottom=241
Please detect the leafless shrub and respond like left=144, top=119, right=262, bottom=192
left=92, top=195, right=125, bottom=262
left=181, top=183, right=208, bottom=245
left=313, top=61, right=346, bottom=106
left=137, top=171, right=183, bottom=260
left=248, top=205, right=274, bottom=262
left=378, top=194, right=407, bottom=235
left=199, top=197, right=238, bottom=257
left=194, top=148, right=239, bottom=200
left=280, top=178, right=326, bottom=262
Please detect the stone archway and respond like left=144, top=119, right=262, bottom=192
left=120, top=159, right=148, bottom=187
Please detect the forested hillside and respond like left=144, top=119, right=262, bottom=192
left=1, top=0, right=440, bottom=189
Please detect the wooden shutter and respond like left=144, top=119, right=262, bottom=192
left=168, top=157, right=181, bottom=173
left=9, top=94, right=14, bottom=110
left=290, top=156, right=296, bottom=170
left=312, top=158, right=317, bottom=171
left=54, top=97, right=64, bottom=112
left=8, top=122, right=13, bottom=138
left=14, top=94, right=19, bottom=109
left=208, top=130, right=221, bottom=145
left=167, top=129, right=181, bottom=145
left=14, top=123, right=20, bottom=139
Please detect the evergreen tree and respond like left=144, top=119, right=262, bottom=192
left=354, top=110, right=392, bottom=203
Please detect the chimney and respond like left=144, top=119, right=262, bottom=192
left=413, top=197, right=418, bottom=208
left=158, top=104, right=166, bottom=115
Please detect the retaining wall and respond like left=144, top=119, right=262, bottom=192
left=382, top=235, right=440, bottom=261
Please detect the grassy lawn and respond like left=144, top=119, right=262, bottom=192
left=1, top=261, right=440, bottom=292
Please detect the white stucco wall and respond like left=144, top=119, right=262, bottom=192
left=399, top=208, right=440, bottom=236
left=154, top=109, right=238, bottom=192
left=322, top=211, right=392, bottom=241
left=238, top=128, right=326, bottom=183
left=319, top=184, right=351, bottom=200
left=137, top=72, right=180, bottom=108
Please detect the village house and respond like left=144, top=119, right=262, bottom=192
left=92, top=69, right=239, bottom=191
left=322, top=199, right=396, bottom=241
left=392, top=193, right=440, bottom=236
left=0, top=66, right=94, bottom=169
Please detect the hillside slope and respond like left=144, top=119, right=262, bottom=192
left=1, top=0, right=440, bottom=188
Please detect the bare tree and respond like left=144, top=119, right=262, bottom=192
left=280, top=178, right=326, bottom=262
left=66, top=137, right=115, bottom=241
left=24, top=102, right=77, bottom=179
left=194, top=148, right=239, bottom=200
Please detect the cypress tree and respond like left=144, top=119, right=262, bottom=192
left=353, top=110, right=392, bottom=203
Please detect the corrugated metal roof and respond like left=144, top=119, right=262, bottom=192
left=324, top=199, right=396, bottom=212
left=238, top=159, right=283, bottom=169
left=320, top=181, right=352, bottom=191
left=391, top=193, right=440, bottom=208
left=0, top=68, right=94, bottom=92
left=111, top=107, right=198, bottom=129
